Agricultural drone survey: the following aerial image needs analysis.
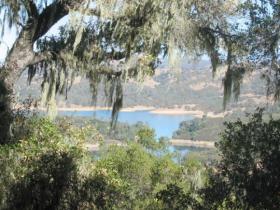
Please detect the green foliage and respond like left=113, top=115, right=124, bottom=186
left=96, top=140, right=208, bottom=209
left=0, top=117, right=124, bottom=210
left=173, top=117, right=206, bottom=140
left=5, top=108, right=280, bottom=210
left=0, top=1, right=279, bottom=132
left=135, top=126, right=169, bottom=150
left=150, top=155, right=181, bottom=190
left=3, top=0, right=275, bottom=119
left=181, top=155, right=208, bottom=192
left=135, top=126, right=157, bottom=149
left=6, top=152, right=79, bottom=210
left=97, top=143, right=155, bottom=208
left=202, top=109, right=280, bottom=210
left=0, top=115, right=212, bottom=209
left=156, top=184, right=199, bottom=210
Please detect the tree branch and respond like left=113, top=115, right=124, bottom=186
left=103, top=51, right=126, bottom=61
left=200, top=26, right=242, bottom=40
left=29, top=51, right=53, bottom=66
left=22, top=0, right=39, bottom=18
left=32, top=0, right=100, bottom=43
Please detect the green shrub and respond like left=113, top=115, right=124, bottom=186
left=0, top=117, right=124, bottom=210
left=202, top=109, right=280, bottom=210
left=173, top=117, right=206, bottom=140
left=0, top=116, right=209, bottom=210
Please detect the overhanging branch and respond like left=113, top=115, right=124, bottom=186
left=22, top=0, right=39, bottom=18
left=29, top=51, right=53, bottom=66
left=32, top=0, right=100, bottom=43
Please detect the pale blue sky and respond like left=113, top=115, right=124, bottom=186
left=0, top=4, right=209, bottom=67
left=0, top=26, right=18, bottom=63
left=0, top=10, right=68, bottom=64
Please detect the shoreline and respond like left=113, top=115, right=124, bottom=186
left=51, top=105, right=228, bottom=119
left=56, top=105, right=155, bottom=112
left=85, top=139, right=215, bottom=152
left=170, top=139, right=215, bottom=148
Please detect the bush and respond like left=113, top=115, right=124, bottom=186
left=202, top=109, right=280, bottom=210
left=173, top=117, right=206, bottom=140
left=0, top=116, right=208, bottom=210
left=0, top=117, right=124, bottom=210
left=96, top=141, right=208, bottom=209
left=156, top=184, right=199, bottom=210
left=135, top=126, right=168, bottom=150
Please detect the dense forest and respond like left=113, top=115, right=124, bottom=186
left=0, top=0, right=280, bottom=209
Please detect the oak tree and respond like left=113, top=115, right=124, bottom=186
left=0, top=0, right=279, bottom=143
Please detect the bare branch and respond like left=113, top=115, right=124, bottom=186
left=32, top=1, right=100, bottom=43
left=29, top=51, right=53, bottom=66
left=22, top=0, right=39, bottom=18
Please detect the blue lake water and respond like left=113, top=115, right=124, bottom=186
left=58, top=110, right=202, bottom=156
left=59, top=110, right=194, bottom=138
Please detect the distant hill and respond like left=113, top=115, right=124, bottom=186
left=15, top=60, right=279, bottom=114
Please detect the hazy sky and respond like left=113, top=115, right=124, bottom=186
left=0, top=15, right=68, bottom=64
left=0, top=26, right=18, bottom=63
left=0, top=10, right=209, bottom=67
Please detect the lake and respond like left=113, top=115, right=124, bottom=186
left=59, top=110, right=197, bottom=156
left=59, top=110, right=194, bottom=138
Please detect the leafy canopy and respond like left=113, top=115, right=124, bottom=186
left=202, top=109, right=280, bottom=210
left=0, top=0, right=279, bottom=118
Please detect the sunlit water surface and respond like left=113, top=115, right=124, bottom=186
left=59, top=110, right=207, bottom=156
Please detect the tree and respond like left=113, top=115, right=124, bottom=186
left=0, top=0, right=279, bottom=143
left=202, top=109, right=280, bottom=209
left=96, top=141, right=207, bottom=209
left=173, top=118, right=206, bottom=140
left=0, top=117, right=125, bottom=210
left=0, top=0, right=237, bottom=143
left=135, top=126, right=158, bottom=150
left=156, top=184, right=199, bottom=210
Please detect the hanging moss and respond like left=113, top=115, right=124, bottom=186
left=1, top=0, right=279, bottom=125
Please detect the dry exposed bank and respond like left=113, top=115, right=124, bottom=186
left=53, top=105, right=229, bottom=119
left=170, top=139, right=215, bottom=148
left=85, top=139, right=215, bottom=152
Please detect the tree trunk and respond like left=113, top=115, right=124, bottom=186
left=0, top=74, right=14, bottom=143
left=0, top=27, right=36, bottom=144
left=0, top=1, right=78, bottom=144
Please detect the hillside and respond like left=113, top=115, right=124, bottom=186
left=16, top=60, right=279, bottom=115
